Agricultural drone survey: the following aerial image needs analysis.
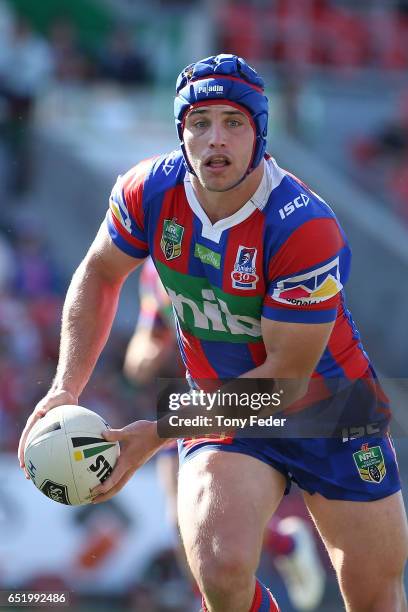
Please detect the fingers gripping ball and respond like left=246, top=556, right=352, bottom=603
left=24, top=405, right=120, bottom=505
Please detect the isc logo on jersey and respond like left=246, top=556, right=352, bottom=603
left=278, top=193, right=310, bottom=220
left=272, top=258, right=342, bottom=306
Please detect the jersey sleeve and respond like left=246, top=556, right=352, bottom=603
left=106, top=159, right=153, bottom=259
left=262, top=217, right=350, bottom=324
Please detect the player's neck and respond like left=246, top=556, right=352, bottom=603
left=190, top=162, right=264, bottom=224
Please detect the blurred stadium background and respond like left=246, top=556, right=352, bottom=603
left=0, top=0, right=407, bottom=610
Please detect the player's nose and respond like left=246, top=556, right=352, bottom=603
left=208, top=122, right=227, bottom=148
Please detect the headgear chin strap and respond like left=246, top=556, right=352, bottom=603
left=174, top=54, right=268, bottom=177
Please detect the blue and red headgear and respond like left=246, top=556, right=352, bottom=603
left=174, top=54, right=268, bottom=176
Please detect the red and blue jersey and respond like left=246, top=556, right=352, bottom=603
left=137, top=257, right=173, bottom=333
left=107, top=150, right=370, bottom=382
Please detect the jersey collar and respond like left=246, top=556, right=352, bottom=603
left=184, top=158, right=273, bottom=243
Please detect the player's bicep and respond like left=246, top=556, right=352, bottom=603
left=84, top=222, right=145, bottom=284
left=106, top=167, right=150, bottom=260
left=261, top=316, right=335, bottom=377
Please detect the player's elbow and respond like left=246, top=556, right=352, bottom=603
left=81, top=250, right=127, bottom=289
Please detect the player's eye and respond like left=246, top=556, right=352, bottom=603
left=194, top=120, right=208, bottom=129
left=228, top=119, right=241, bottom=127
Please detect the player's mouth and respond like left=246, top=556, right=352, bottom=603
left=204, top=155, right=231, bottom=173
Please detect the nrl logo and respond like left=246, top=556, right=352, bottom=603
left=353, top=445, right=386, bottom=484
left=231, top=245, right=259, bottom=290
left=161, top=219, right=184, bottom=261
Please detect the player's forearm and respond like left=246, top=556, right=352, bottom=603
left=238, top=359, right=310, bottom=413
left=52, top=259, right=123, bottom=398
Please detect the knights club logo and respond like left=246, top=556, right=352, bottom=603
left=160, top=219, right=184, bottom=261
left=231, top=246, right=259, bottom=290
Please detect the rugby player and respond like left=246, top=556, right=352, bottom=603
left=126, top=257, right=325, bottom=610
left=19, top=54, right=408, bottom=611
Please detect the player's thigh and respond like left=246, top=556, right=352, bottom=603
left=304, top=490, right=408, bottom=579
left=178, top=449, right=287, bottom=571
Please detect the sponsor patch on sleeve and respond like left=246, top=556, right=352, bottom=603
left=109, top=179, right=132, bottom=234
left=271, top=257, right=342, bottom=306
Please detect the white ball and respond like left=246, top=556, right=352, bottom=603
left=24, top=405, right=120, bottom=506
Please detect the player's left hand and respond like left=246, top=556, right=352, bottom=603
left=91, top=419, right=166, bottom=503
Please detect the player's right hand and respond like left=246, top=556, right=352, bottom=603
left=18, top=389, right=78, bottom=477
left=90, top=419, right=166, bottom=503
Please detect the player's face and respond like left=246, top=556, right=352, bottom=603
left=183, top=104, right=255, bottom=192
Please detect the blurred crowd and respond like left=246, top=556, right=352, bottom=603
left=0, top=0, right=407, bottom=220
left=0, top=219, right=62, bottom=452
left=0, top=0, right=154, bottom=445
left=0, top=0, right=150, bottom=196
left=0, top=1, right=150, bottom=88
left=0, top=217, right=157, bottom=452
left=351, top=89, right=408, bottom=224
left=218, top=0, right=408, bottom=72
left=216, top=0, right=408, bottom=225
